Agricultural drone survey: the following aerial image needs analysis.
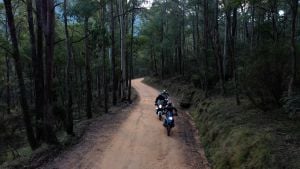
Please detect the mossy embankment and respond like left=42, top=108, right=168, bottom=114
left=144, top=76, right=300, bottom=169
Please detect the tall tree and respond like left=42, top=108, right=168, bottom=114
left=128, top=0, right=136, bottom=102
left=34, top=0, right=45, bottom=142
left=63, top=0, right=74, bottom=135
left=203, top=0, right=209, bottom=97
left=41, top=0, right=59, bottom=144
left=84, top=16, right=93, bottom=119
left=110, top=0, right=117, bottom=105
left=118, top=0, right=127, bottom=100
left=212, top=0, right=226, bottom=95
left=288, top=0, right=298, bottom=96
left=4, top=0, right=38, bottom=149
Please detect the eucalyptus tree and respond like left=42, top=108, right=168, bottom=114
left=63, top=0, right=74, bottom=135
left=71, top=0, right=99, bottom=119
left=41, top=0, right=59, bottom=144
left=288, top=0, right=298, bottom=97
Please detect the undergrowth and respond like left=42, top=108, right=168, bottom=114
left=144, top=76, right=300, bottom=169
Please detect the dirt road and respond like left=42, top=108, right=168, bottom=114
left=43, top=78, right=210, bottom=169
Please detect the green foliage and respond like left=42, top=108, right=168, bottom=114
left=70, top=0, right=99, bottom=19
left=240, top=42, right=289, bottom=110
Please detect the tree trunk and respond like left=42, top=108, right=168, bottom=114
left=100, top=1, right=109, bottom=113
left=110, top=0, right=117, bottom=105
left=160, top=14, right=165, bottom=79
left=63, top=0, right=74, bottom=135
left=42, top=0, right=59, bottom=144
left=34, top=0, right=45, bottom=142
left=4, top=0, right=38, bottom=149
left=128, top=0, right=135, bottom=102
left=5, top=52, right=11, bottom=115
left=250, top=3, right=255, bottom=56
left=203, top=0, right=209, bottom=97
left=84, top=17, right=92, bottom=119
left=27, top=0, right=44, bottom=142
left=5, top=21, right=11, bottom=115
left=230, top=8, right=240, bottom=105
left=212, top=0, right=225, bottom=95
left=271, top=0, right=278, bottom=42
left=288, top=0, right=298, bottom=96
left=119, top=0, right=127, bottom=100
left=223, top=10, right=228, bottom=78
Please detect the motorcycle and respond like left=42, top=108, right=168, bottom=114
left=163, top=111, right=175, bottom=136
left=155, top=104, right=164, bottom=120
left=155, top=99, right=168, bottom=121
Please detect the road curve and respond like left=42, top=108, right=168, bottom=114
left=43, top=78, right=210, bottom=169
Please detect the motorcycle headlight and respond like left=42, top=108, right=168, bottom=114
left=168, top=117, right=173, bottom=120
left=159, top=105, right=162, bottom=108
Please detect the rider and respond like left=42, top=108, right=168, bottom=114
left=165, top=102, right=178, bottom=116
left=155, top=90, right=169, bottom=105
left=161, top=89, right=169, bottom=99
left=163, top=102, right=178, bottom=127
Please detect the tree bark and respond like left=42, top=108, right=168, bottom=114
left=119, top=0, right=127, bottom=100
left=230, top=7, right=240, bottom=105
left=5, top=20, right=11, bottom=115
left=34, top=0, right=45, bottom=142
left=288, top=0, right=298, bottom=96
left=4, top=0, right=38, bottom=149
left=212, top=0, right=225, bottom=95
left=42, top=0, right=59, bottom=144
left=100, top=0, right=109, bottom=113
left=5, top=52, right=11, bottom=115
left=84, top=17, right=93, bottom=119
left=128, top=0, right=135, bottom=102
left=160, top=4, right=165, bottom=79
left=110, top=0, right=117, bottom=105
left=203, top=0, right=209, bottom=97
left=27, top=0, right=47, bottom=143
left=63, top=0, right=74, bottom=135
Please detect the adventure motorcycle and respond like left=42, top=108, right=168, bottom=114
left=155, top=99, right=168, bottom=121
left=163, top=111, right=175, bottom=136
left=156, top=104, right=164, bottom=120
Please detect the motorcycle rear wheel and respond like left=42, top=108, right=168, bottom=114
left=167, top=126, right=171, bottom=136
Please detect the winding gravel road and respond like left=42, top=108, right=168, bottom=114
left=43, top=78, right=210, bottom=169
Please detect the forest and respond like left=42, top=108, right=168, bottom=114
left=0, top=0, right=300, bottom=168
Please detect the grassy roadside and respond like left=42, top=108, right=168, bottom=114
left=143, top=77, right=300, bottom=169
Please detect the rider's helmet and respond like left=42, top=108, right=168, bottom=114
left=162, top=89, right=168, bottom=94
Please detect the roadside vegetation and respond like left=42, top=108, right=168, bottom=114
left=144, top=77, right=300, bottom=169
